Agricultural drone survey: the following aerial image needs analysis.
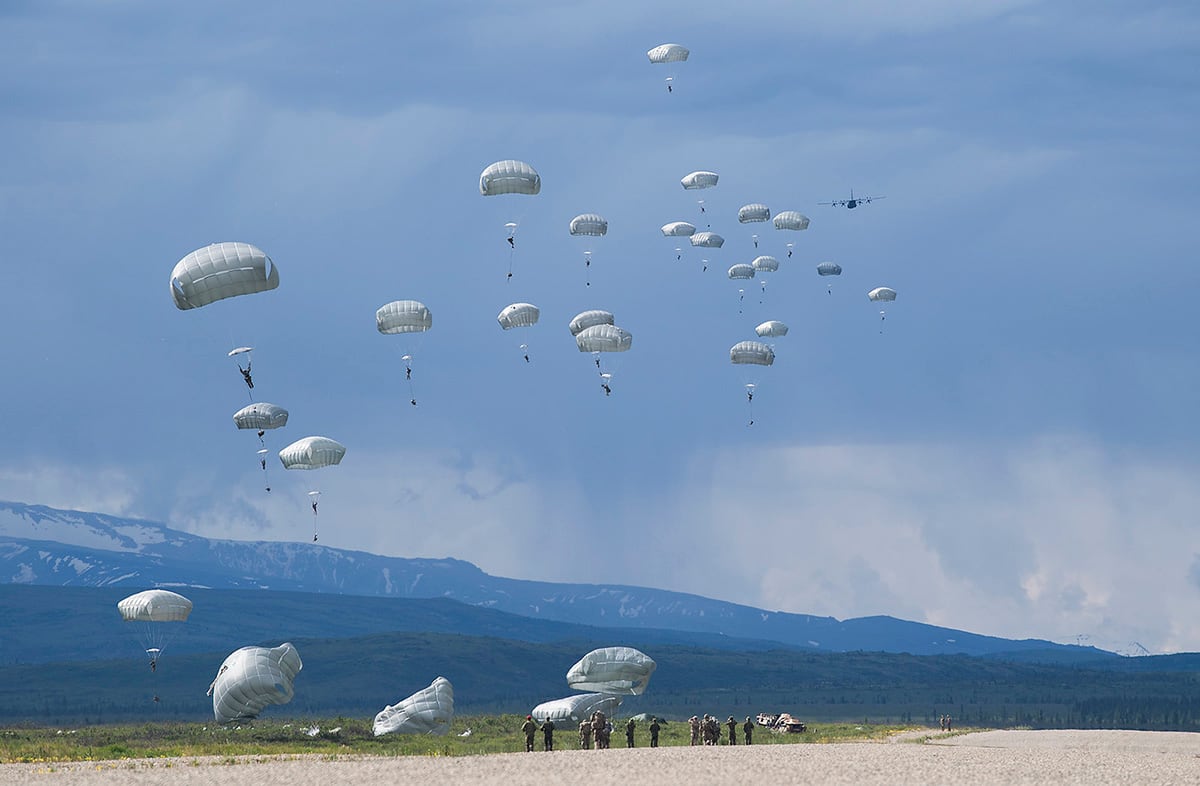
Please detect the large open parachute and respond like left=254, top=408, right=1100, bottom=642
left=731, top=340, right=775, bottom=366
left=209, top=643, right=302, bottom=724
left=690, top=231, right=724, bottom=248
left=818, top=261, right=843, bottom=294
left=479, top=160, right=541, bottom=196
left=531, top=693, right=623, bottom=724
left=170, top=242, right=279, bottom=311
left=568, top=310, right=615, bottom=337
left=751, top=255, right=779, bottom=273
left=680, top=171, right=719, bottom=190
left=233, top=402, right=289, bottom=431
left=773, top=211, right=811, bottom=231
left=566, top=646, right=656, bottom=695
left=755, top=320, right=789, bottom=338
left=376, top=300, right=432, bottom=334
left=117, top=589, right=192, bottom=669
left=647, top=43, right=689, bottom=63
left=279, top=436, right=346, bottom=470
left=575, top=324, right=632, bottom=354
left=738, top=204, right=771, bottom=223
left=660, top=221, right=696, bottom=237
left=497, top=303, right=540, bottom=362
left=868, top=286, right=897, bottom=302
left=728, top=264, right=754, bottom=280
left=373, top=677, right=455, bottom=736
left=569, top=214, right=608, bottom=237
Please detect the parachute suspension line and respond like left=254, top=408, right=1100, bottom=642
left=308, top=491, right=321, bottom=542
left=402, top=354, right=417, bottom=406
left=584, top=251, right=592, bottom=287
left=257, top=448, right=272, bottom=493
left=745, top=384, right=756, bottom=427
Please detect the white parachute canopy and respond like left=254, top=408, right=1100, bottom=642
left=647, top=43, right=689, bottom=63
left=575, top=324, right=632, bottom=354
left=210, top=643, right=302, bottom=724
left=497, top=303, right=540, bottom=330
left=566, top=646, right=656, bottom=695
left=170, top=242, right=279, bottom=311
left=751, top=255, right=779, bottom=273
left=680, top=170, right=719, bottom=190
left=531, top=693, right=623, bottom=725
left=479, top=160, right=541, bottom=196
left=869, top=286, right=897, bottom=302
left=373, top=677, right=455, bottom=736
left=118, top=590, right=193, bottom=623
left=278, top=436, right=346, bottom=470
left=568, top=310, right=615, bottom=337
left=690, top=231, right=724, bottom=248
left=755, top=320, right=789, bottom=338
left=569, top=214, right=608, bottom=237
left=817, top=262, right=843, bottom=276
left=773, top=211, right=811, bottom=231
left=738, top=204, right=771, bottom=223
left=728, top=264, right=755, bottom=280
left=232, top=403, right=289, bottom=431
left=660, top=221, right=697, bottom=237
left=731, top=340, right=776, bottom=366
left=376, top=300, right=432, bottom=334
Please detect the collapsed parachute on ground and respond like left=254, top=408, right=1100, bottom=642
left=373, top=676, right=454, bottom=736
left=170, top=242, right=279, bottom=311
left=569, top=214, right=608, bottom=237
left=773, top=211, right=811, bottom=231
left=497, top=302, right=540, bottom=330
left=690, top=231, right=724, bottom=248
left=751, top=255, right=779, bottom=273
left=568, top=310, right=615, bottom=337
left=728, top=264, right=754, bottom=280
left=575, top=324, right=632, bottom=354
left=660, top=221, right=696, bottom=237
left=817, top=262, right=843, bottom=277
left=376, top=300, right=432, bottom=334
left=279, top=436, right=346, bottom=470
left=647, top=43, right=689, bottom=63
left=479, top=160, right=541, bottom=196
left=680, top=171, right=719, bottom=190
left=738, top=204, right=771, bottom=223
left=567, top=647, right=656, bottom=695
left=869, top=286, right=897, bottom=302
left=233, top=403, right=289, bottom=431
left=209, top=643, right=302, bottom=723
left=755, top=320, right=789, bottom=338
left=531, top=693, right=623, bottom=725
left=731, top=340, right=775, bottom=366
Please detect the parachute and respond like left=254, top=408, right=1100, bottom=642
left=690, top=232, right=724, bottom=248
left=233, top=403, right=288, bottom=431
left=575, top=325, right=632, bottom=354
left=868, top=286, right=897, bottom=302
left=566, top=646, right=656, bottom=696
left=727, top=264, right=755, bottom=280
left=569, top=214, right=608, bottom=237
left=531, top=693, right=623, bottom=725
left=660, top=221, right=697, bottom=237
left=568, top=310, right=615, bottom=337
left=118, top=590, right=192, bottom=670
left=751, top=255, right=779, bottom=273
left=377, top=300, right=432, bottom=405
left=373, top=677, right=455, bottom=736
left=755, top=320, right=789, bottom=338
left=209, top=643, right=302, bottom=724
left=279, top=436, right=345, bottom=541
left=680, top=171, right=719, bottom=190
left=773, top=211, right=811, bottom=231
left=647, top=43, right=689, bottom=63
left=738, top=204, right=771, bottom=223
left=817, top=262, right=842, bottom=276
left=170, top=242, right=279, bottom=311
left=479, top=160, right=541, bottom=196
left=498, top=303, right=540, bottom=362
left=731, top=340, right=775, bottom=366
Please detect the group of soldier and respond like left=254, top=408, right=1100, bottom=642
left=939, top=714, right=954, bottom=732
left=689, top=714, right=755, bottom=746
left=520, top=710, right=663, bottom=751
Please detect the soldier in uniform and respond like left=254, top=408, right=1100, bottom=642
left=689, top=715, right=700, bottom=746
left=727, top=716, right=738, bottom=745
left=521, top=715, right=537, bottom=752
left=542, top=718, right=555, bottom=751
left=579, top=718, right=592, bottom=750
left=625, top=717, right=636, bottom=748
left=591, top=711, right=608, bottom=749
left=743, top=716, right=754, bottom=745
left=648, top=717, right=661, bottom=748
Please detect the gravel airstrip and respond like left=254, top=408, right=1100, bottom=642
left=3, top=729, right=1198, bottom=785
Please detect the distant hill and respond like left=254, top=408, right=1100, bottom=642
left=0, top=501, right=1107, bottom=658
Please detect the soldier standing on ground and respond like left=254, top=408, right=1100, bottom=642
left=521, top=715, right=537, bottom=752
left=689, top=715, right=700, bottom=746
left=542, top=718, right=555, bottom=751
left=743, top=716, right=754, bottom=745
left=625, top=717, right=636, bottom=748
left=946, top=715, right=953, bottom=732
left=727, top=716, right=738, bottom=745
left=579, top=718, right=592, bottom=750
left=649, top=717, right=661, bottom=747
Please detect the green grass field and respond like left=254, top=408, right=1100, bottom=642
left=0, top=716, right=922, bottom=763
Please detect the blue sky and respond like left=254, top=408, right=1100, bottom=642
left=2, top=1, right=1199, bottom=652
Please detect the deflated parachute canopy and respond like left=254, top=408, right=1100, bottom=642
left=497, top=302, right=540, bottom=330
left=575, top=324, right=632, bottom=354
left=479, top=160, right=541, bottom=196
left=566, top=646, right=656, bottom=695
left=376, top=300, right=432, bottom=334
left=233, top=402, right=289, bottom=431
left=210, top=643, right=302, bottom=723
left=279, top=436, right=346, bottom=470
left=680, top=170, right=719, bottom=190
left=373, top=676, right=455, bottom=736
left=118, top=590, right=192, bottom=623
left=569, top=214, right=608, bottom=237
left=647, top=43, right=689, bottom=63
left=170, top=242, right=279, bottom=311
left=730, top=340, right=775, bottom=366
left=531, top=693, right=623, bottom=724
left=660, top=221, right=696, bottom=237
left=568, top=310, right=615, bottom=337
left=738, top=204, right=771, bottom=223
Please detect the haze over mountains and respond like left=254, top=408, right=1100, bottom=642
left=0, top=501, right=1121, bottom=659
